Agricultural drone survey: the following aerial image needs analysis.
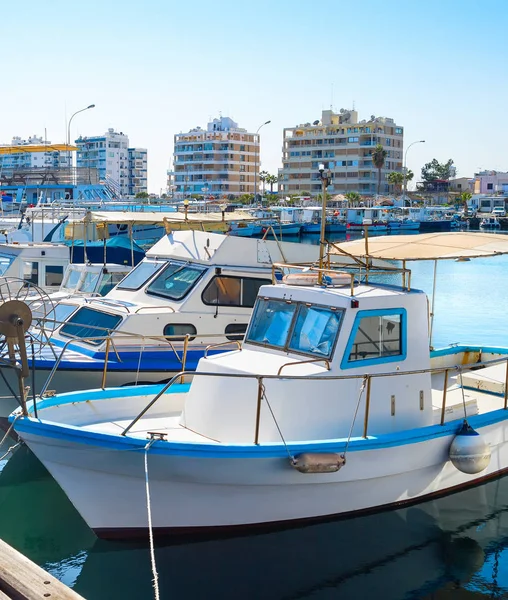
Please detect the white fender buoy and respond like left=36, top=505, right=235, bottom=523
left=449, top=420, right=491, bottom=474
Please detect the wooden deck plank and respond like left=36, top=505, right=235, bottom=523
left=0, top=539, right=85, bottom=600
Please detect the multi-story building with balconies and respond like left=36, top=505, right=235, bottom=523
left=75, top=129, right=132, bottom=197
left=128, top=148, right=148, bottom=196
left=278, top=109, right=404, bottom=197
left=171, top=116, right=260, bottom=199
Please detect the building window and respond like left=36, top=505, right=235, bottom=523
left=487, top=183, right=493, bottom=190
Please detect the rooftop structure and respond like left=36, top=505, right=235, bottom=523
left=278, top=108, right=404, bottom=197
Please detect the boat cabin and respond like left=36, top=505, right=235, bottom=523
left=0, top=242, right=69, bottom=293
left=181, top=278, right=433, bottom=443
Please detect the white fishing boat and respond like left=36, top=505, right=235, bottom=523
left=10, top=232, right=508, bottom=538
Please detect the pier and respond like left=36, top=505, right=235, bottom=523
left=0, top=539, right=84, bottom=599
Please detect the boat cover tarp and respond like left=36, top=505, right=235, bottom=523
left=330, top=232, right=508, bottom=261
left=66, top=236, right=145, bottom=265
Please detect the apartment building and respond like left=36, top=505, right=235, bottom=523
left=128, top=148, right=148, bottom=196
left=172, top=116, right=260, bottom=198
left=0, top=135, right=70, bottom=170
left=75, top=129, right=146, bottom=197
left=278, top=109, right=404, bottom=197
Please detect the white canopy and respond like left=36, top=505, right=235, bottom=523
left=330, top=232, right=508, bottom=261
left=69, top=210, right=254, bottom=227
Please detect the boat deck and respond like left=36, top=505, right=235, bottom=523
left=81, top=415, right=220, bottom=444
left=431, top=364, right=506, bottom=424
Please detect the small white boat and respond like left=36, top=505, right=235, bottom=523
left=480, top=217, right=500, bottom=229
left=11, top=232, right=508, bottom=538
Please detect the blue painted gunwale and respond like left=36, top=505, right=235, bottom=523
left=11, top=387, right=508, bottom=459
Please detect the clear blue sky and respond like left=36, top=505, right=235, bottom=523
left=2, top=0, right=507, bottom=192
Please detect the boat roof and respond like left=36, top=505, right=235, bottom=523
left=330, top=232, right=508, bottom=261
left=68, top=210, right=255, bottom=227
left=146, top=230, right=321, bottom=267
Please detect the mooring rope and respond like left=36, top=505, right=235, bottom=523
left=0, top=442, right=20, bottom=462
left=458, top=368, right=468, bottom=420
left=0, top=413, right=22, bottom=449
left=144, top=438, right=160, bottom=600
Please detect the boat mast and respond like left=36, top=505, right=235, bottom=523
left=317, top=163, right=332, bottom=284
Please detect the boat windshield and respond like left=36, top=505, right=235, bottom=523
left=246, top=298, right=343, bottom=359
left=117, top=260, right=165, bottom=291
left=0, top=253, right=15, bottom=277
left=61, top=267, right=82, bottom=292
left=146, top=262, right=207, bottom=301
left=60, top=307, right=123, bottom=345
left=80, top=272, right=101, bottom=293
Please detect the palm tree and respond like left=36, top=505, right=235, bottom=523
left=372, top=144, right=388, bottom=196
left=345, top=191, right=361, bottom=205
left=259, top=171, right=269, bottom=196
left=266, top=174, right=278, bottom=194
left=459, top=191, right=472, bottom=214
left=387, top=172, right=404, bottom=195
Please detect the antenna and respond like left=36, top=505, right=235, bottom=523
left=352, top=99, right=355, bottom=110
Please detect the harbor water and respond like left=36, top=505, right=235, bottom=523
left=2, top=230, right=508, bottom=599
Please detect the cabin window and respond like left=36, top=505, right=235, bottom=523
left=23, top=261, right=39, bottom=285
left=246, top=298, right=342, bottom=359
left=81, top=272, right=102, bottom=293
left=146, top=263, right=207, bottom=301
left=117, top=260, right=165, bottom=291
left=247, top=298, right=297, bottom=349
left=0, top=254, right=15, bottom=277
left=44, top=303, right=78, bottom=329
left=343, top=309, right=405, bottom=367
left=288, top=305, right=342, bottom=358
left=97, top=272, right=128, bottom=296
left=163, top=323, right=197, bottom=342
left=60, top=307, right=122, bottom=345
left=202, top=276, right=271, bottom=308
left=45, top=265, right=64, bottom=288
left=225, top=323, right=247, bottom=341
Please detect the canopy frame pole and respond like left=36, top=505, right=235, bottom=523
left=129, top=223, right=134, bottom=267
left=429, top=259, right=438, bottom=350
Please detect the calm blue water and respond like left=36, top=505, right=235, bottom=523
left=2, top=230, right=508, bottom=599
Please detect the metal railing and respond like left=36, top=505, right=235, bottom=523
left=36, top=329, right=241, bottom=397
left=116, top=352, right=508, bottom=443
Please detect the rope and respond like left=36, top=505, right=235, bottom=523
left=144, top=438, right=160, bottom=600
left=0, top=442, right=20, bottom=462
left=458, top=368, right=468, bottom=420
left=342, top=376, right=368, bottom=459
left=0, top=413, right=22, bottom=449
left=261, top=384, right=295, bottom=463
left=136, top=341, right=146, bottom=386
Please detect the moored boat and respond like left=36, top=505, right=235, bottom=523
left=11, top=232, right=508, bottom=538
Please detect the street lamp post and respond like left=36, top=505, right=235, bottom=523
left=403, top=139, right=425, bottom=202
left=253, top=120, right=271, bottom=205
left=318, top=163, right=332, bottom=285
left=66, top=104, right=95, bottom=183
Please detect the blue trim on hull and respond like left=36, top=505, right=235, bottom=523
left=11, top=390, right=508, bottom=459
